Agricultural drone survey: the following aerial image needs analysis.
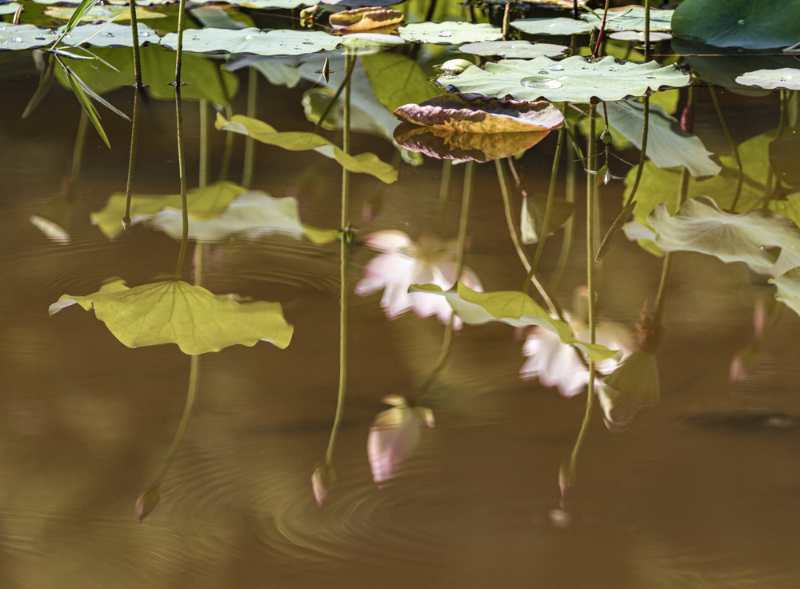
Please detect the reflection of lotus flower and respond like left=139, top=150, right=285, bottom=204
left=520, top=305, right=633, bottom=397
left=311, top=463, right=333, bottom=507
left=367, top=395, right=434, bottom=485
left=729, top=297, right=768, bottom=383
left=356, top=230, right=482, bottom=327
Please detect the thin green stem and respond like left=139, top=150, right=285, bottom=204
left=122, top=87, right=140, bottom=229
left=324, top=53, right=355, bottom=466
left=438, top=160, right=452, bottom=204
left=316, top=55, right=357, bottom=130
left=219, top=105, right=234, bottom=181
left=129, top=0, right=143, bottom=91
left=531, top=126, right=566, bottom=272
left=199, top=100, right=209, bottom=188
left=553, top=138, right=576, bottom=290
left=592, top=0, right=610, bottom=59
left=69, top=109, right=88, bottom=188
left=174, top=0, right=186, bottom=85
left=174, top=88, right=189, bottom=277
left=502, top=0, right=511, bottom=39
left=242, top=68, right=258, bottom=188
left=644, top=0, right=651, bottom=60
left=708, top=86, right=743, bottom=212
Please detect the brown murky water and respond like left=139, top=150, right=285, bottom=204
left=2, top=44, right=800, bottom=589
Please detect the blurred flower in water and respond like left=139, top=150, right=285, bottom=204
left=520, top=288, right=634, bottom=398
left=355, top=230, right=482, bottom=327
left=729, top=296, right=769, bottom=383
left=311, top=463, right=333, bottom=507
left=368, top=395, right=434, bottom=485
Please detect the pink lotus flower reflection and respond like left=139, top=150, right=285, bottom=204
left=367, top=395, right=434, bottom=485
left=356, top=231, right=482, bottom=327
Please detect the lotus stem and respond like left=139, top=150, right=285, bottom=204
left=174, top=0, right=186, bottom=86
left=439, top=160, right=452, bottom=203
left=137, top=353, right=200, bottom=521
left=592, top=0, right=610, bottom=59
left=553, top=137, right=576, bottom=290
left=69, top=109, right=88, bottom=192
left=644, top=0, right=651, bottom=59
left=502, top=0, right=511, bottom=40
left=707, top=86, right=743, bottom=212
left=218, top=105, right=234, bottom=181
left=174, top=88, right=189, bottom=277
left=122, top=88, right=140, bottom=229
left=531, top=126, right=566, bottom=273
left=572, top=0, right=578, bottom=19
left=316, top=54, right=357, bottom=130
left=129, top=0, right=143, bottom=91
left=596, top=93, right=650, bottom=260
left=242, top=68, right=258, bottom=188
left=324, top=53, right=355, bottom=466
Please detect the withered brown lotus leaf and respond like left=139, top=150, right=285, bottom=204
left=329, top=7, right=403, bottom=33
left=394, top=94, right=564, bottom=134
left=393, top=123, right=550, bottom=163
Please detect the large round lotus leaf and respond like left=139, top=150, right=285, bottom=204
left=437, top=56, right=690, bottom=103
left=394, top=95, right=564, bottom=134
left=583, top=6, right=674, bottom=32
left=735, top=68, right=800, bottom=91
left=62, top=23, right=160, bottom=47
left=459, top=39, right=567, bottom=58
left=0, top=24, right=57, bottom=50
left=394, top=123, right=550, bottom=163
left=398, top=22, right=502, bottom=45
left=160, top=28, right=340, bottom=56
left=44, top=4, right=166, bottom=21
left=672, top=0, right=800, bottom=50
left=511, top=17, right=593, bottom=36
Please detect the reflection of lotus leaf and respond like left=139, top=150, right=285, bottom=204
left=49, top=280, right=294, bottom=355
left=735, top=68, right=800, bottom=91
left=361, top=51, right=442, bottom=112
left=216, top=113, right=398, bottom=183
left=673, top=0, right=800, bottom=50
left=393, top=123, right=550, bottom=162
left=459, top=39, right=567, bottom=59
left=438, top=56, right=690, bottom=103
left=398, top=22, right=502, bottom=45
left=583, top=6, right=674, bottom=32
left=772, top=270, right=800, bottom=317
left=329, top=7, right=403, bottom=32
left=411, top=282, right=618, bottom=362
left=160, top=28, right=340, bottom=56
left=394, top=95, right=564, bottom=134
left=598, top=351, right=660, bottom=431
left=511, top=17, right=594, bottom=36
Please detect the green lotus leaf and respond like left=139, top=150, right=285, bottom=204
left=49, top=280, right=294, bottom=355
left=0, top=2, right=20, bottom=15
left=361, top=51, right=442, bottom=112
left=91, top=181, right=246, bottom=238
left=605, top=99, right=721, bottom=178
left=769, top=194, right=800, bottom=228
left=770, top=131, right=800, bottom=189
left=672, top=0, right=800, bottom=50
left=437, top=56, right=690, bottom=103
left=642, top=196, right=800, bottom=276
left=160, top=28, right=340, bottom=56
left=61, top=23, right=160, bottom=47
left=583, top=6, right=673, bottom=33
left=190, top=5, right=251, bottom=29
left=45, top=4, right=166, bottom=21
left=459, top=39, right=567, bottom=59
left=215, top=113, right=398, bottom=183
left=398, top=22, right=502, bottom=45
left=409, top=282, right=618, bottom=362
left=0, top=24, right=58, bottom=50
left=511, top=17, right=594, bottom=36
left=735, top=68, right=800, bottom=91
left=771, top=269, right=800, bottom=316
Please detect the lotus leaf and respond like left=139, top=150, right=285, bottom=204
left=459, top=39, right=567, bottom=58
left=49, top=280, right=294, bottom=355
left=583, top=6, right=673, bottom=33
left=398, top=22, right=502, bottom=45
left=511, top=17, right=594, bottom=37
left=160, top=28, right=340, bottom=56
left=673, top=0, right=800, bottom=50
left=410, top=282, right=617, bottom=361
left=215, top=113, right=398, bottom=183
left=438, top=56, right=690, bottom=103
left=394, top=95, right=564, bottom=134
left=735, top=68, right=800, bottom=91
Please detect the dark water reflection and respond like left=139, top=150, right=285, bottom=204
left=2, top=44, right=800, bottom=589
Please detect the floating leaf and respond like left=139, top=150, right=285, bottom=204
left=605, top=99, right=721, bottom=178
left=411, top=282, right=618, bottom=361
left=361, top=51, right=442, bottom=112
left=598, top=350, right=660, bottom=431
left=160, top=28, right=340, bottom=56
left=45, top=4, right=165, bottom=21
left=398, top=21, right=502, bottom=45
left=368, top=396, right=433, bottom=484
left=672, top=0, right=800, bottom=50
left=91, top=181, right=246, bottom=238
left=0, top=2, right=20, bottom=15
left=459, top=39, right=567, bottom=58
left=394, top=95, right=564, bottom=134
left=735, top=68, right=800, bottom=91
left=394, top=123, right=549, bottom=162
left=0, top=24, right=57, bottom=50
left=583, top=6, right=673, bottom=33
left=49, top=279, right=294, bottom=355
left=609, top=31, right=671, bottom=42
left=771, top=269, right=800, bottom=316
left=329, top=7, right=403, bottom=32
left=511, top=17, right=594, bottom=37
left=215, top=113, right=398, bottom=183
left=189, top=5, right=249, bottom=29
left=642, top=197, right=800, bottom=276
left=438, top=56, right=690, bottom=104
left=61, top=23, right=160, bottom=47
left=770, top=194, right=800, bottom=228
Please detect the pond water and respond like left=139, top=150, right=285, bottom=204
left=2, top=3, right=800, bottom=588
